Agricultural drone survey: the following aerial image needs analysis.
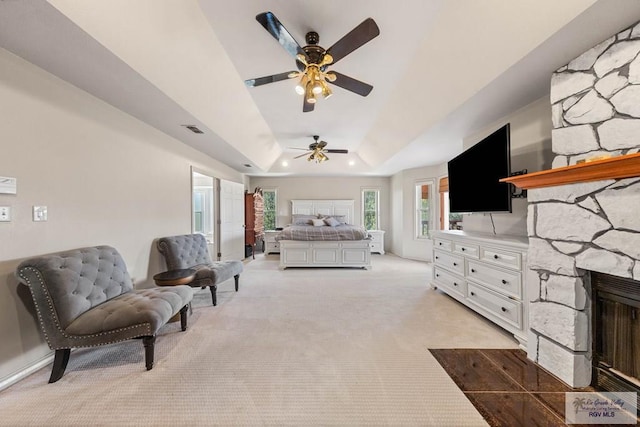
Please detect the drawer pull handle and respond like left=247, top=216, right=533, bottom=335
left=453, top=262, right=458, bottom=266
left=453, top=282, right=458, bottom=286
left=439, top=242, right=442, bottom=246
left=461, top=247, right=466, bottom=251
left=435, top=256, right=439, bottom=260
left=436, top=274, right=440, bottom=277
left=494, top=254, right=499, bottom=259
left=501, top=279, right=507, bottom=285
left=471, top=269, right=476, bottom=273
left=470, top=291, right=475, bottom=296
left=501, top=307, right=507, bottom=312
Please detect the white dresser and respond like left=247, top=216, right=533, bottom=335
left=264, top=230, right=281, bottom=254
left=431, top=230, right=530, bottom=349
left=368, top=230, right=385, bottom=254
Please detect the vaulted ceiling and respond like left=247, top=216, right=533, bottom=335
left=1, top=0, right=640, bottom=177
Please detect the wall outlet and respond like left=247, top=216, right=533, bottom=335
left=0, top=206, right=10, bottom=222
left=33, top=206, right=47, bottom=222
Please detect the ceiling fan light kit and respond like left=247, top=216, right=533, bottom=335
left=291, top=135, right=348, bottom=164
left=246, top=11, right=380, bottom=112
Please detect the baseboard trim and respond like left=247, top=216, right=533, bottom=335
left=0, top=352, right=54, bottom=391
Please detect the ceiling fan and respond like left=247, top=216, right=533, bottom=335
left=292, top=135, right=348, bottom=163
left=245, top=11, right=380, bottom=112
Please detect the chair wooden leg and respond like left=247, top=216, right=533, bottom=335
left=234, top=274, right=240, bottom=292
left=209, top=286, right=217, bottom=306
left=49, top=348, right=70, bottom=383
left=180, top=305, right=189, bottom=331
left=142, top=336, right=156, bottom=370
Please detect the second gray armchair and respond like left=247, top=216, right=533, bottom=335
left=157, top=234, right=243, bottom=306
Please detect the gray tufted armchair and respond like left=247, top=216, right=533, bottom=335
left=16, top=246, right=194, bottom=383
left=157, top=234, right=243, bottom=306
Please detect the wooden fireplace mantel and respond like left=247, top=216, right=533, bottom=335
left=500, top=152, right=640, bottom=190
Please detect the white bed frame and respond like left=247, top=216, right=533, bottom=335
left=279, top=200, right=372, bottom=270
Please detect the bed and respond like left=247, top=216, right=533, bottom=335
left=277, top=200, right=372, bottom=270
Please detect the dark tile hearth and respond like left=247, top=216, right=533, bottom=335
left=430, top=349, right=630, bottom=427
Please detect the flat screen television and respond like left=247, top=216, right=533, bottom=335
left=447, top=123, right=512, bottom=213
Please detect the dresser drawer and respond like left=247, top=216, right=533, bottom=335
left=480, top=246, right=521, bottom=270
left=467, top=283, right=522, bottom=329
left=453, top=242, right=479, bottom=259
left=467, top=260, right=521, bottom=299
left=433, top=250, right=464, bottom=275
left=433, top=238, right=452, bottom=252
left=433, top=266, right=466, bottom=298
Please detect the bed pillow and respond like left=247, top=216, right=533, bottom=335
left=324, top=217, right=341, bottom=227
left=292, top=214, right=317, bottom=225
left=311, top=218, right=326, bottom=227
left=323, top=215, right=347, bottom=224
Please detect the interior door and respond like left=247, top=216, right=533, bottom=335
left=219, top=179, right=245, bottom=260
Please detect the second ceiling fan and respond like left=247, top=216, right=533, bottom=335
left=245, top=11, right=380, bottom=112
left=292, top=135, right=348, bottom=163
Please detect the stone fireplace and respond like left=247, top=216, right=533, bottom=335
left=525, top=20, right=640, bottom=388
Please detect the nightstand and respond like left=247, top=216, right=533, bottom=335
left=368, top=230, right=385, bottom=254
left=264, top=230, right=281, bottom=254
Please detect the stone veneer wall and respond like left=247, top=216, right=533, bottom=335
left=527, top=20, right=640, bottom=387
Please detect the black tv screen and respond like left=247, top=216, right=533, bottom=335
left=447, top=123, right=512, bottom=213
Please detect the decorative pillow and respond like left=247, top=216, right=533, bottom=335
left=324, top=217, right=341, bottom=227
left=292, top=214, right=317, bottom=225
left=312, top=218, right=325, bottom=227
left=323, top=215, right=347, bottom=224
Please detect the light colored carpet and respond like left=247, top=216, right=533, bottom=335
left=0, top=254, right=518, bottom=426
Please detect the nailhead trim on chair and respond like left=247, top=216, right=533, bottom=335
left=19, top=267, right=153, bottom=349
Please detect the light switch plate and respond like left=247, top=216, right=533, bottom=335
left=0, top=177, right=17, bottom=195
left=0, top=206, right=10, bottom=222
left=33, top=206, right=47, bottom=222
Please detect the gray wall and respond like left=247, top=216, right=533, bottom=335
left=460, top=96, right=553, bottom=236
left=0, top=48, right=244, bottom=385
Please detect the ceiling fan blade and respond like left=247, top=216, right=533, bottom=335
left=326, top=18, right=380, bottom=65
left=325, top=149, right=349, bottom=154
left=294, top=152, right=312, bottom=159
left=289, top=147, right=311, bottom=151
left=303, top=97, right=315, bottom=113
left=256, top=12, right=307, bottom=60
left=318, top=141, right=327, bottom=149
left=330, top=72, right=373, bottom=96
left=245, top=71, right=297, bottom=87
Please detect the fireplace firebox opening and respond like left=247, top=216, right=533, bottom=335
left=591, top=271, right=640, bottom=413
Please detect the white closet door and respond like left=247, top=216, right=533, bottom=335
left=219, top=180, right=245, bottom=261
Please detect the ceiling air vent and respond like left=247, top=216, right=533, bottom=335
left=182, top=125, right=203, bottom=134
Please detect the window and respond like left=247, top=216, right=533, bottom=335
left=262, top=189, right=277, bottom=230
left=362, top=188, right=380, bottom=230
left=415, top=180, right=434, bottom=239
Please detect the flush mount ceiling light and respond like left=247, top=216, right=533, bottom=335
left=244, top=12, right=379, bottom=112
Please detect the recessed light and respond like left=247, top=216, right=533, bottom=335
left=348, top=160, right=355, bottom=166
left=282, top=161, right=289, bottom=167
